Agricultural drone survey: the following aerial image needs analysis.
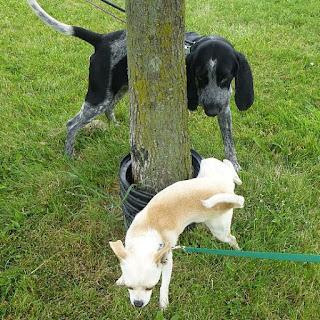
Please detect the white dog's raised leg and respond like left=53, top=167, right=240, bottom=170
left=159, top=251, right=173, bottom=310
left=205, top=210, right=240, bottom=250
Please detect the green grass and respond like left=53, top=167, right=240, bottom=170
left=1, top=0, right=320, bottom=319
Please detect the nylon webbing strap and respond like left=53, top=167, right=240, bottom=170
left=183, top=247, right=320, bottom=263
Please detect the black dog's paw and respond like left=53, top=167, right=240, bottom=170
left=230, top=158, right=241, bottom=172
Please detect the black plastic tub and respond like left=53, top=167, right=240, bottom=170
left=120, top=149, right=202, bottom=228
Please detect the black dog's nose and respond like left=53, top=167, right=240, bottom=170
left=133, top=300, right=144, bottom=307
left=203, top=105, right=221, bottom=117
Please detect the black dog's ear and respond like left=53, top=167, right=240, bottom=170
left=186, top=52, right=199, bottom=111
left=235, top=52, right=254, bottom=111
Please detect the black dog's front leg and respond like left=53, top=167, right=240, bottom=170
left=218, top=106, right=241, bottom=171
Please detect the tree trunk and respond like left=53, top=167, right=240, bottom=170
left=126, top=0, right=192, bottom=193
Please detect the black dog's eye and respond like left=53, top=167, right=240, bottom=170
left=196, top=77, right=203, bottom=83
left=218, top=76, right=230, bottom=88
left=196, top=76, right=206, bottom=86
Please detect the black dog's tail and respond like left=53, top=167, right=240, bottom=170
left=26, top=0, right=102, bottom=47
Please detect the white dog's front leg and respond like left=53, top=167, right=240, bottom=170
left=159, top=252, right=173, bottom=310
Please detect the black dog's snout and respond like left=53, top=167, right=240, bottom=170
left=133, top=300, right=144, bottom=307
left=204, top=105, right=221, bottom=117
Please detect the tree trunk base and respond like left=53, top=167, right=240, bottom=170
left=119, top=150, right=202, bottom=228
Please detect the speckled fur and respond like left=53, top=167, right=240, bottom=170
left=27, top=1, right=254, bottom=167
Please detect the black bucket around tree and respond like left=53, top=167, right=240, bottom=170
left=119, top=149, right=202, bottom=229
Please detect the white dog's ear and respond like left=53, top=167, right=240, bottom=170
left=109, top=240, right=127, bottom=261
left=223, top=159, right=242, bottom=185
left=154, top=243, right=171, bottom=265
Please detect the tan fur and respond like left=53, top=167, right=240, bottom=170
left=109, top=240, right=127, bottom=261
left=129, top=177, right=237, bottom=237
left=154, top=243, right=171, bottom=264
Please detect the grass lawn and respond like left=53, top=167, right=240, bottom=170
left=1, top=0, right=320, bottom=319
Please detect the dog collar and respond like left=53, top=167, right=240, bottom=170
left=184, top=40, right=195, bottom=56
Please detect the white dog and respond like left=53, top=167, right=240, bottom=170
left=110, top=158, right=243, bottom=309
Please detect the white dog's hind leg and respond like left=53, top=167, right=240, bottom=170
left=205, top=210, right=240, bottom=250
left=159, top=252, right=173, bottom=310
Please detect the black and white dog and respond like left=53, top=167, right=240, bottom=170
left=27, top=0, right=254, bottom=170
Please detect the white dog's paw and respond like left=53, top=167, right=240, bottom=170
left=159, top=293, right=169, bottom=310
left=115, top=275, right=125, bottom=286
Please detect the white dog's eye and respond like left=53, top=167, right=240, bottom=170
left=145, top=286, right=154, bottom=291
left=127, top=286, right=134, bottom=291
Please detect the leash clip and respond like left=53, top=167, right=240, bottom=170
left=171, top=245, right=185, bottom=251
left=184, top=45, right=192, bottom=55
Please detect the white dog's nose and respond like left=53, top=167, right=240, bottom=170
left=133, top=300, right=144, bottom=307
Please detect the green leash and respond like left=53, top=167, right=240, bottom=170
left=175, top=246, right=320, bottom=263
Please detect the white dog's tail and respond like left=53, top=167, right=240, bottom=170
left=202, top=193, right=244, bottom=209
left=26, top=0, right=102, bottom=47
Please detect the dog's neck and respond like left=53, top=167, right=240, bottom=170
left=125, top=228, right=165, bottom=253
left=126, top=206, right=185, bottom=248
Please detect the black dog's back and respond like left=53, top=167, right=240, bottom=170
left=85, top=30, right=128, bottom=106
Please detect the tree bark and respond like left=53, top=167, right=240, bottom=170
left=126, top=0, right=192, bottom=193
